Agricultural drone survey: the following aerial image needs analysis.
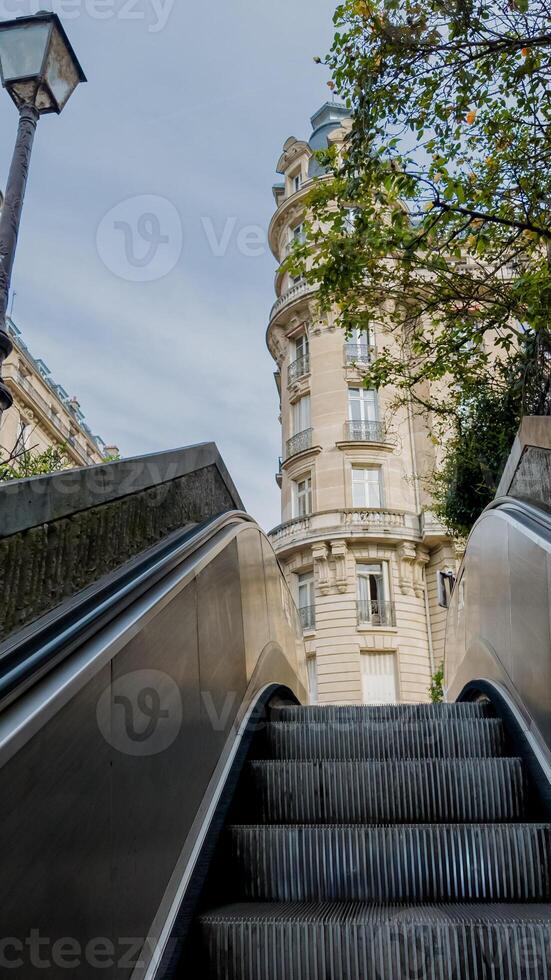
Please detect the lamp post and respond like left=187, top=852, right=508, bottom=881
left=0, top=12, right=86, bottom=417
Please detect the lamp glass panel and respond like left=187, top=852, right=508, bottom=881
left=0, top=23, right=50, bottom=82
left=44, top=25, right=80, bottom=110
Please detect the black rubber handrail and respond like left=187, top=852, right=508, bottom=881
left=0, top=510, right=255, bottom=710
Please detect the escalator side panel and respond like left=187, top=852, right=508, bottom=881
left=446, top=501, right=551, bottom=761
left=0, top=522, right=307, bottom=979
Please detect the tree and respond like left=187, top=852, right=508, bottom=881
left=291, top=0, right=551, bottom=532
left=305, top=0, right=551, bottom=396
left=0, top=443, right=70, bottom=482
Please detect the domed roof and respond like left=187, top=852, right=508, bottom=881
left=308, top=102, right=351, bottom=178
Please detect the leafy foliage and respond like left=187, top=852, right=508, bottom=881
left=429, top=662, right=445, bottom=703
left=0, top=444, right=70, bottom=482
left=303, top=0, right=551, bottom=398
left=430, top=349, right=533, bottom=536
left=291, top=0, right=551, bottom=534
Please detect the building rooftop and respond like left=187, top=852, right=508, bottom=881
left=5, top=317, right=107, bottom=455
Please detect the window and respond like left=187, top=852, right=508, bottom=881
left=348, top=387, right=378, bottom=423
left=357, top=563, right=393, bottom=626
left=438, top=569, right=456, bottom=609
left=352, top=468, right=382, bottom=509
left=294, top=474, right=312, bottom=517
left=307, top=657, right=318, bottom=704
left=344, top=208, right=359, bottom=233
left=292, top=172, right=302, bottom=194
left=361, top=653, right=397, bottom=705
left=293, top=395, right=311, bottom=435
left=291, top=223, right=306, bottom=245
left=298, top=571, right=315, bottom=631
left=15, top=417, right=32, bottom=453
left=294, top=334, right=309, bottom=361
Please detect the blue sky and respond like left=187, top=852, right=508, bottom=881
left=0, top=0, right=336, bottom=530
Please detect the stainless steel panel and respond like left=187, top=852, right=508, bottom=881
left=0, top=665, right=113, bottom=979
left=446, top=499, right=551, bottom=759
left=0, top=518, right=307, bottom=978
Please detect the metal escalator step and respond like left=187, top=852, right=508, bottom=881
left=199, top=902, right=551, bottom=980
left=248, top=758, right=525, bottom=824
left=271, top=702, right=494, bottom=722
left=228, top=824, right=551, bottom=902
left=258, top=719, right=505, bottom=760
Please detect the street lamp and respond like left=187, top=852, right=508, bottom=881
left=0, top=12, right=86, bottom=416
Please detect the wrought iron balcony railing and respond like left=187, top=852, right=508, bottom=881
left=344, top=343, right=376, bottom=366
left=357, top=599, right=396, bottom=627
left=299, top=604, right=316, bottom=631
left=344, top=420, right=386, bottom=443
left=288, top=353, right=310, bottom=386
left=285, top=428, right=313, bottom=461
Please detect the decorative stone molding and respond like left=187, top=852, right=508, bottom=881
left=397, top=543, right=417, bottom=596
left=312, top=543, right=331, bottom=595
left=330, top=540, right=348, bottom=593
left=288, top=378, right=310, bottom=403
left=414, top=547, right=430, bottom=598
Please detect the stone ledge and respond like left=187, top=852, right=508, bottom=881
left=0, top=443, right=243, bottom=642
left=0, top=442, right=243, bottom=539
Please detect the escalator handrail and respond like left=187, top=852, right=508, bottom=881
left=485, top=494, right=551, bottom=539
left=0, top=510, right=256, bottom=710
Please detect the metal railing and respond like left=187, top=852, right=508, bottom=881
left=344, top=420, right=386, bottom=443
left=344, top=343, right=376, bottom=366
left=357, top=599, right=396, bottom=627
left=285, top=428, right=313, bottom=461
left=288, top=353, right=310, bottom=386
left=299, top=605, right=316, bottom=631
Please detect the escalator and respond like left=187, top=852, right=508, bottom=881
left=1, top=450, right=551, bottom=978
left=0, top=506, right=308, bottom=980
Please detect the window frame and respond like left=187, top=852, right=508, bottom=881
left=351, top=466, right=383, bottom=509
left=348, top=387, right=379, bottom=423
left=293, top=472, right=313, bottom=518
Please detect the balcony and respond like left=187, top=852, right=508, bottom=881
left=357, top=599, right=396, bottom=628
left=344, top=509, right=406, bottom=530
left=344, top=343, right=376, bottom=366
left=269, top=509, right=418, bottom=554
left=269, top=280, right=315, bottom=322
left=299, top=604, right=316, bottom=631
left=344, top=420, right=386, bottom=443
left=288, top=352, right=310, bottom=386
left=285, top=428, right=313, bottom=461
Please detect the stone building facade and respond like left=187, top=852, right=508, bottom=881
left=267, top=104, right=457, bottom=705
left=0, top=316, right=112, bottom=469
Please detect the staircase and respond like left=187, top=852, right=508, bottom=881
left=198, top=702, right=551, bottom=978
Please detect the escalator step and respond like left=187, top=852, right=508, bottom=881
left=248, top=758, right=525, bottom=824
left=258, top=719, right=505, bottom=760
left=228, top=824, right=551, bottom=902
left=199, top=902, right=551, bottom=980
left=271, top=702, right=494, bottom=722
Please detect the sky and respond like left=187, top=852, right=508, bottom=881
left=0, top=0, right=337, bottom=531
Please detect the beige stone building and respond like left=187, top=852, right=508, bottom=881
left=267, top=103, right=457, bottom=705
left=0, top=316, right=113, bottom=469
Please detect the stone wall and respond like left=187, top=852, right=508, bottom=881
left=0, top=443, right=243, bottom=643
